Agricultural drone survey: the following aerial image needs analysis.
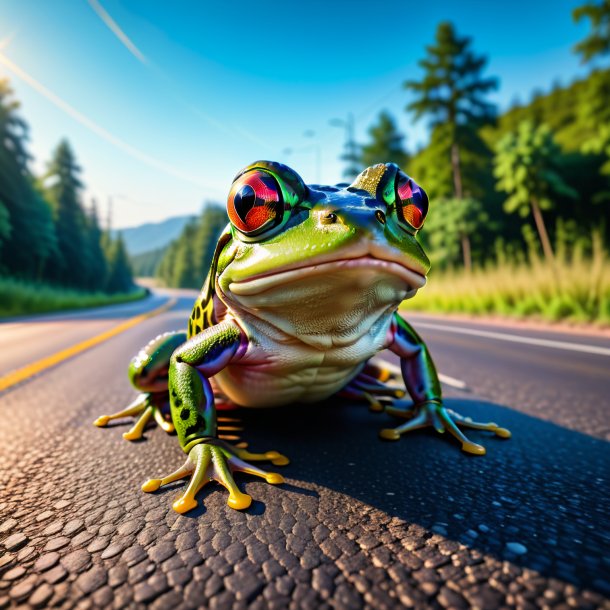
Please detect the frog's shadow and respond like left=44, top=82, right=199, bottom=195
left=237, top=397, right=610, bottom=594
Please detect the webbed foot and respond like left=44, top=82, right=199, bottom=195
left=94, top=393, right=174, bottom=441
left=380, top=400, right=511, bottom=455
left=142, top=441, right=288, bottom=513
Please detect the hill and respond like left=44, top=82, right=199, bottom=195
left=116, top=215, right=196, bottom=257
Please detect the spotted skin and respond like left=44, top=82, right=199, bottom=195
left=188, top=229, right=232, bottom=338
left=169, top=320, right=245, bottom=451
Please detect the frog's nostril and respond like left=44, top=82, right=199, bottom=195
left=375, top=210, right=386, bottom=225
left=322, top=212, right=338, bottom=224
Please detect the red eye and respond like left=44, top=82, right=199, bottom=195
left=395, top=173, right=428, bottom=231
left=227, top=171, right=283, bottom=234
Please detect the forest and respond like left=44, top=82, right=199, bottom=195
left=2, top=1, right=609, bottom=324
left=153, top=2, right=610, bottom=324
left=0, top=80, right=137, bottom=316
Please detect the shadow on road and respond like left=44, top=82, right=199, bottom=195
left=235, top=398, right=610, bottom=594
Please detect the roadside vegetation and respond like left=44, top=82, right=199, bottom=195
left=406, top=232, right=610, bottom=325
left=0, top=277, right=146, bottom=318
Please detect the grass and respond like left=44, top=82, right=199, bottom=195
left=404, top=233, right=610, bottom=326
left=0, top=277, right=148, bottom=318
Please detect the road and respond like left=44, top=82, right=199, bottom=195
left=0, top=291, right=609, bottom=609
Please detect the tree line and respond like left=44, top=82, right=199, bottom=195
left=0, top=80, right=134, bottom=294
left=341, top=2, right=610, bottom=270
left=155, top=204, right=227, bottom=288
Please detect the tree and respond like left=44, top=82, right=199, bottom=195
left=194, top=203, right=227, bottom=280
left=426, top=197, right=488, bottom=266
left=0, top=79, right=58, bottom=278
left=405, top=21, right=498, bottom=269
left=172, top=223, right=199, bottom=289
left=573, top=0, right=610, bottom=63
left=84, top=199, right=107, bottom=290
left=423, top=197, right=488, bottom=268
left=44, top=140, right=90, bottom=287
left=573, top=2, right=610, bottom=181
left=105, top=233, right=133, bottom=293
left=360, top=111, right=409, bottom=169
left=494, top=121, right=577, bottom=263
left=156, top=204, right=227, bottom=289
left=0, top=201, right=11, bottom=250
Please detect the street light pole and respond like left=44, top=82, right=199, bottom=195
left=329, top=113, right=359, bottom=180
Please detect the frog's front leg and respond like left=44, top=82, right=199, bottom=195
left=381, top=313, right=511, bottom=455
left=142, top=321, right=287, bottom=514
left=94, top=392, right=172, bottom=440
left=94, top=331, right=187, bottom=440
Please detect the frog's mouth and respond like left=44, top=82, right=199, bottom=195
left=226, top=244, right=426, bottom=298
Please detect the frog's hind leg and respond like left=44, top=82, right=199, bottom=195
left=363, top=357, right=402, bottom=384
left=340, top=362, right=405, bottom=413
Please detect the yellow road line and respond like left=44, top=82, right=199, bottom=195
left=0, top=297, right=177, bottom=393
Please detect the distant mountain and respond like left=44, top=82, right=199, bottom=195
left=115, top=215, right=196, bottom=256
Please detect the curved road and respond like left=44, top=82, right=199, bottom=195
left=0, top=291, right=609, bottom=609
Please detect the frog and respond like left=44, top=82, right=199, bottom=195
left=94, top=160, right=510, bottom=514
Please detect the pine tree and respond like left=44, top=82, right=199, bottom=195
left=0, top=80, right=58, bottom=278
left=105, top=233, right=134, bottom=293
left=84, top=199, right=107, bottom=290
left=360, top=111, right=409, bottom=169
left=44, top=140, right=89, bottom=287
left=0, top=200, right=11, bottom=250
left=194, top=203, right=227, bottom=280
left=172, top=222, right=199, bottom=289
left=405, top=22, right=497, bottom=270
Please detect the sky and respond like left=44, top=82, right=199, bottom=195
left=0, top=0, right=593, bottom=229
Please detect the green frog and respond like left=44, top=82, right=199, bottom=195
left=94, top=161, right=510, bottom=514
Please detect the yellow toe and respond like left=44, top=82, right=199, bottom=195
left=172, top=497, right=198, bottom=514
left=271, top=455, right=289, bottom=466
left=141, top=479, right=162, bottom=492
left=379, top=428, right=400, bottom=441
left=265, top=473, right=284, bottom=485
left=462, top=442, right=486, bottom=455
left=122, top=430, right=142, bottom=441
left=94, top=416, right=110, bottom=427
left=495, top=427, right=511, bottom=439
left=227, top=492, right=252, bottom=510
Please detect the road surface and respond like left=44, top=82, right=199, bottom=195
left=0, top=291, right=609, bottom=609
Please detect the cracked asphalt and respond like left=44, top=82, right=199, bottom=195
left=1, top=293, right=609, bottom=609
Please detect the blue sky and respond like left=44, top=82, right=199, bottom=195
left=0, top=0, right=593, bottom=228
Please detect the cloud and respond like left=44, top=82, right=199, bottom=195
left=87, top=0, right=147, bottom=64
left=0, top=50, right=219, bottom=191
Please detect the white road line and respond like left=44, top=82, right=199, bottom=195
left=413, top=322, right=610, bottom=357
left=378, top=359, right=468, bottom=390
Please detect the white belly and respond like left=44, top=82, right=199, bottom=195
left=213, top=310, right=394, bottom=407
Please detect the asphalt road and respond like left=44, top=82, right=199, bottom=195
left=0, top=291, right=609, bottom=609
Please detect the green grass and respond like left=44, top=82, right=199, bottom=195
left=0, top=277, right=147, bottom=318
left=404, top=236, right=610, bottom=326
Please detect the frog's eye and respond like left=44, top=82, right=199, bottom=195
left=394, top=172, right=428, bottom=231
left=227, top=170, right=284, bottom=235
